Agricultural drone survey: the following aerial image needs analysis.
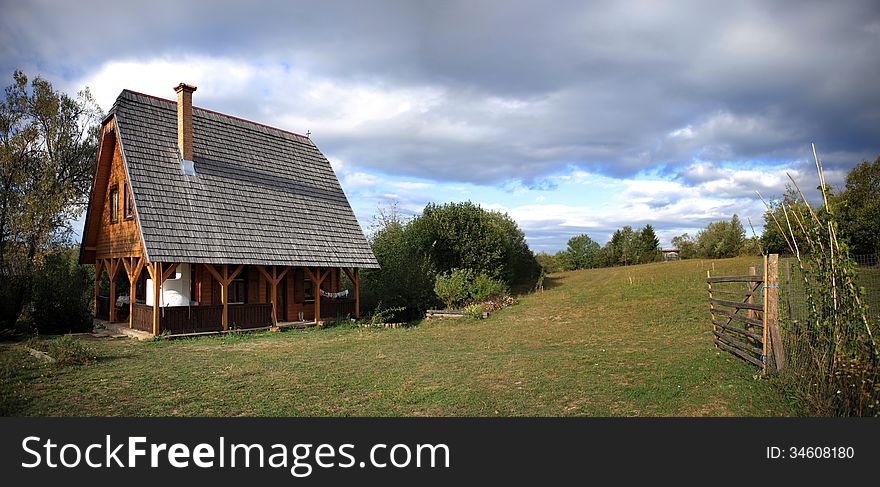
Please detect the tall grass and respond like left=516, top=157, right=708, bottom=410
left=758, top=145, right=879, bottom=415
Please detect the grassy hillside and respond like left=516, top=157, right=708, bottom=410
left=0, top=256, right=797, bottom=416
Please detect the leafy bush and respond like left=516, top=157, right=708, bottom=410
left=369, top=305, right=407, bottom=325
left=29, top=248, right=94, bottom=334
left=360, top=221, right=437, bottom=321
left=469, top=272, right=507, bottom=302
left=408, top=202, right=540, bottom=291
left=464, top=303, right=484, bottom=319
left=434, top=268, right=474, bottom=309
left=363, top=201, right=538, bottom=318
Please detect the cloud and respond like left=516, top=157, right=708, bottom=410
left=4, top=0, right=878, bottom=251
left=4, top=0, right=875, bottom=186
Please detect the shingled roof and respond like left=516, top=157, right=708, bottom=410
left=103, top=89, right=378, bottom=268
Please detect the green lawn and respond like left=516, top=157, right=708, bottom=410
left=0, top=256, right=799, bottom=416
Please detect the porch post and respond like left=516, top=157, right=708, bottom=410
left=123, top=257, right=144, bottom=329
left=221, top=264, right=229, bottom=331
left=107, top=258, right=120, bottom=322
left=255, top=265, right=289, bottom=327
left=354, top=268, right=360, bottom=319
left=151, top=262, right=162, bottom=335
left=342, top=267, right=361, bottom=319
left=270, top=267, right=278, bottom=325
left=314, top=267, right=321, bottom=324
left=203, top=263, right=242, bottom=331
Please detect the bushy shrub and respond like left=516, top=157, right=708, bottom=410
left=469, top=272, right=507, bottom=302
left=360, top=221, right=437, bottom=320
left=434, top=268, right=474, bottom=309
left=464, top=303, right=484, bottom=319
left=369, top=305, right=407, bottom=325
left=29, top=248, right=94, bottom=334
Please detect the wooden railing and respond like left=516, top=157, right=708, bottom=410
left=130, top=303, right=273, bottom=335
left=228, top=303, right=273, bottom=330
left=131, top=303, right=153, bottom=332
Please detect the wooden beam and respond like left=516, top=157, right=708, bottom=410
left=255, top=265, right=273, bottom=283
left=766, top=254, right=784, bottom=371
left=354, top=268, right=360, bottom=318
left=762, top=255, right=769, bottom=374
left=708, top=297, right=763, bottom=311
left=228, top=264, right=244, bottom=282
left=127, top=257, right=144, bottom=329
left=221, top=265, right=229, bottom=330
left=161, top=262, right=180, bottom=282
left=152, top=262, right=162, bottom=335
left=303, top=266, right=317, bottom=283
left=203, top=263, right=224, bottom=284
left=314, top=267, right=322, bottom=324
left=341, top=267, right=361, bottom=319
left=342, top=267, right=355, bottom=283
left=108, top=258, right=118, bottom=322
left=276, top=266, right=290, bottom=282
left=256, top=265, right=290, bottom=325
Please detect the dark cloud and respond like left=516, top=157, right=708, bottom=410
left=2, top=0, right=878, bottom=185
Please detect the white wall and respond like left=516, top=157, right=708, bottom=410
left=145, top=263, right=191, bottom=307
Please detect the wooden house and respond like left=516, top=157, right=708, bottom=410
left=79, top=83, right=378, bottom=335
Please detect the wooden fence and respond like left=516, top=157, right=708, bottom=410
left=707, top=254, right=784, bottom=373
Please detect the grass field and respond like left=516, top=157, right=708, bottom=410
left=0, top=256, right=799, bottom=416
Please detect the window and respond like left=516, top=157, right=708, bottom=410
left=124, top=183, right=134, bottom=219
left=304, top=275, right=314, bottom=302
left=109, top=185, right=119, bottom=223
left=229, top=278, right=245, bottom=304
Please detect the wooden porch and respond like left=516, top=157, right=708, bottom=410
left=95, top=257, right=361, bottom=336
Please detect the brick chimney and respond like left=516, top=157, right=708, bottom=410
left=174, top=83, right=197, bottom=161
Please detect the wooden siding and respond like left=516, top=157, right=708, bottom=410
left=94, top=135, right=142, bottom=260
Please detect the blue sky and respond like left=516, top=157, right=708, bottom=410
left=2, top=0, right=878, bottom=252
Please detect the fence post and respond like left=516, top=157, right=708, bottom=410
left=762, top=256, right=769, bottom=374
left=766, top=254, right=784, bottom=371
left=708, top=270, right=717, bottom=348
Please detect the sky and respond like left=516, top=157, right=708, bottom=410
left=2, top=0, right=878, bottom=252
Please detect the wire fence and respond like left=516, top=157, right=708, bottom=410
left=777, top=253, right=879, bottom=415
left=780, top=254, right=880, bottom=326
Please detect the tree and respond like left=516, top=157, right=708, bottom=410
left=693, top=215, right=745, bottom=258
left=535, top=252, right=561, bottom=274
left=760, top=188, right=815, bottom=255
left=0, top=71, right=101, bottom=330
left=360, top=213, right=436, bottom=321
left=558, top=234, right=600, bottom=270
left=636, top=224, right=660, bottom=263
left=671, top=233, right=697, bottom=259
left=834, top=156, right=880, bottom=255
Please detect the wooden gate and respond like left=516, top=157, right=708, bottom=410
left=707, top=254, right=784, bottom=373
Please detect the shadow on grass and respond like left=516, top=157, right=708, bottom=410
left=540, top=276, right=564, bottom=291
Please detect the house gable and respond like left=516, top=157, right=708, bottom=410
left=80, top=120, right=144, bottom=264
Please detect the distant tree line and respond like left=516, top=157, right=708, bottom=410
left=535, top=224, right=661, bottom=273
left=671, top=214, right=753, bottom=260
